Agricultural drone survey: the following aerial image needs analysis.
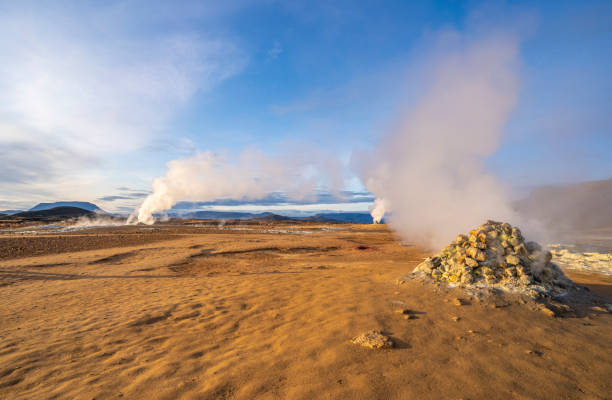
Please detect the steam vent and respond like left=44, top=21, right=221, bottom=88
left=413, top=220, right=577, bottom=297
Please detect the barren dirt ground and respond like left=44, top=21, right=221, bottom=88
left=0, top=223, right=611, bottom=399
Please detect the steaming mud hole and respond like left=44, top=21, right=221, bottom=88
left=0, top=222, right=610, bottom=399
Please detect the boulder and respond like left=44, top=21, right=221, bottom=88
left=505, top=254, right=520, bottom=265
left=465, top=257, right=479, bottom=268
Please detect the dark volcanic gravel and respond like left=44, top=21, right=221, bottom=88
left=0, top=232, right=180, bottom=260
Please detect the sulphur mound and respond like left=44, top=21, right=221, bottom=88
left=413, top=220, right=576, bottom=297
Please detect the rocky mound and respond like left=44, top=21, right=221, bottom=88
left=413, top=220, right=576, bottom=297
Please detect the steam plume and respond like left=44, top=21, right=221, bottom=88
left=358, top=34, right=521, bottom=249
left=130, top=148, right=346, bottom=224
left=370, top=198, right=387, bottom=223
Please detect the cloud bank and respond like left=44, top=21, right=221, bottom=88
left=0, top=1, right=245, bottom=203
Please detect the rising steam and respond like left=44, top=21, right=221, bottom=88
left=370, top=197, right=388, bottom=223
left=358, top=34, right=521, bottom=249
left=130, top=149, right=346, bottom=224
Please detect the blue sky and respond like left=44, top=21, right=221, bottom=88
left=0, top=0, right=610, bottom=214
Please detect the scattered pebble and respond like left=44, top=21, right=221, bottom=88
left=538, top=306, right=556, bottom=318
left=451, top=316, right=460, bottom=322
left=453, top=298, right=463, bottom=307
left=393, top=308, right=416, bottom=319
left=553, top=303, right=573, bottom=314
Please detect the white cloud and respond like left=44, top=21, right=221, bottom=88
left=0, top=2, right=246, bottom=202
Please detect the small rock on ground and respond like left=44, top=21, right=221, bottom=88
left=538, top=305, right=556, bottom=317
left=351, top=330, right=393, bottom=349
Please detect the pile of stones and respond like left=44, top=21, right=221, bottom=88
left=413, top=220, right=576, bottom=297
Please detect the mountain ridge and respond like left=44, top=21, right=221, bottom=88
left=11, top=206, right=97, bottom=219
left=30, top=202, right=104, bottom=213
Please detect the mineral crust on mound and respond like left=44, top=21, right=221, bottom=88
left=413, top=221, right=577, bottom=297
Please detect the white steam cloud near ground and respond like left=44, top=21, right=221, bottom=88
left=358, top=34, right=522, bottom=249
left=133, top=33, right=528, bottom=250
left=130, top=149, right=347, bottom=224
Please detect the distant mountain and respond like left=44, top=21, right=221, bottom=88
left=11, top=206, right=96, bottom=219
left=515, top=178, right=612, bottom=231
left=30, top=202, right=104, bottom=213
left=176, top=211, right=278, bottom=220
left=167, top=210, right=374, bottom=223
left=0, top=209, right=23, bottom=215
left=310, top=212, right=374, bottom=223
left=251, top=213, right=296, bottom=222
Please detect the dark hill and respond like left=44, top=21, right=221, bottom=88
left=30, top=202, right=103, bottom=213
left=11, top=206, right=96, bottom=219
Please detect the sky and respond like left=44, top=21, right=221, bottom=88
left=0, top=0, right=610, bottom=214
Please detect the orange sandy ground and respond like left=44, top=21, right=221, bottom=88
left=0, top=224, right=610, bottom=399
